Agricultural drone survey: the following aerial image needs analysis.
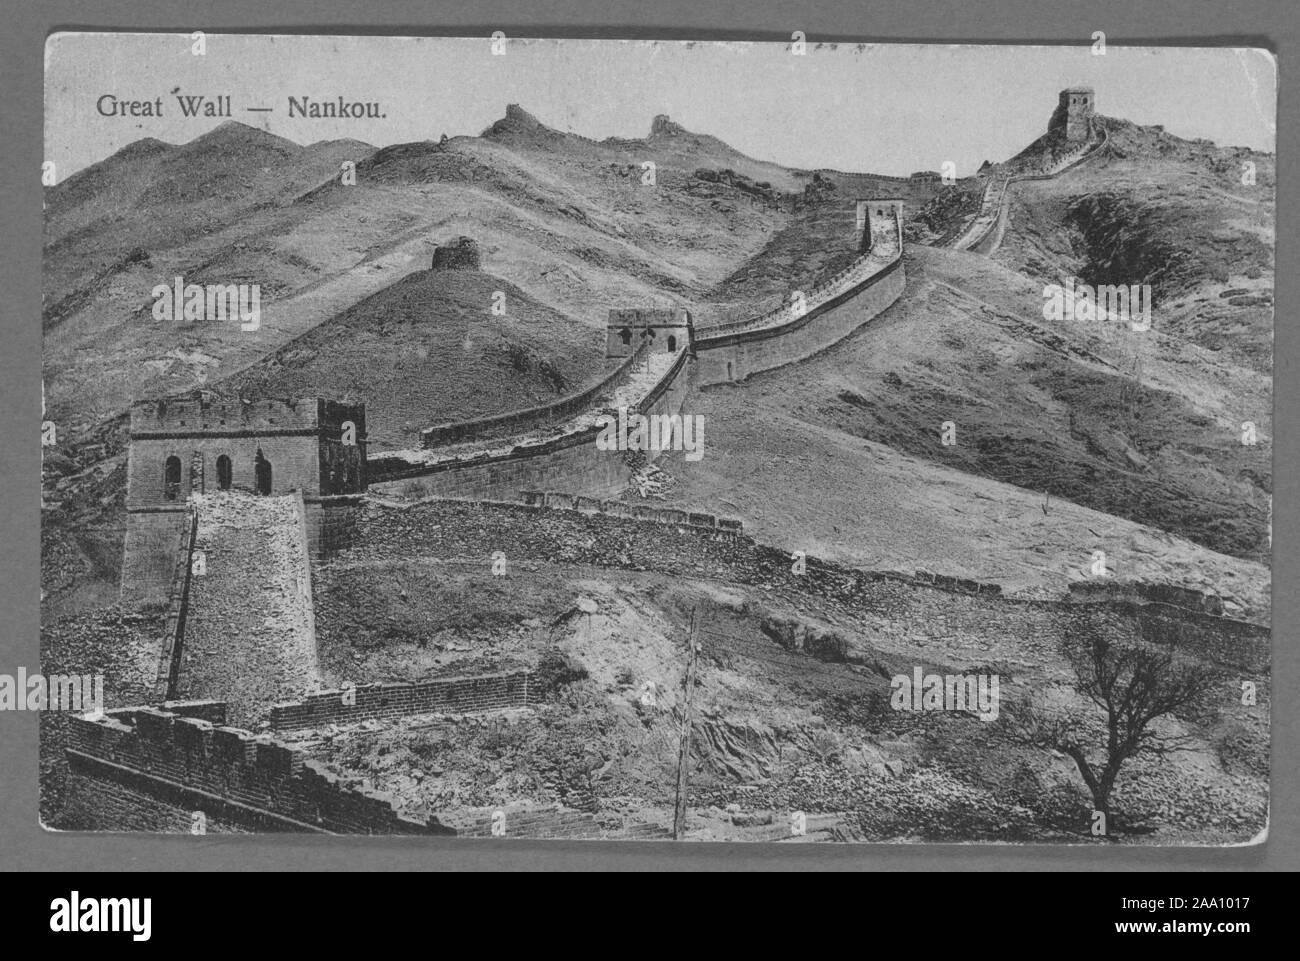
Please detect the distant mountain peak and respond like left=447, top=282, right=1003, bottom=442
left=203, top=119, right=267, bottom=137
left=482, top=103, right=565, bottom=141
left=189, top=120, right=298, bottom=146
left=111, top=137, right=174, bottom=160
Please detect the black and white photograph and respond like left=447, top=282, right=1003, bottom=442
left=36, top=34, right=1274, bottom=845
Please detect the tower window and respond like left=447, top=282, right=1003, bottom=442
left=163, top=455, right=182, bottom=501
left=216, top=454, right=233, bottom=491
left=254, top=449, right=272, bottom=496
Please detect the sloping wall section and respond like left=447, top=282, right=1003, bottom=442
left=367, top=200, right=906, bottom=500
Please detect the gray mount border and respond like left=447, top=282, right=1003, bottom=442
left=4, top=0, right=1293, bottom=872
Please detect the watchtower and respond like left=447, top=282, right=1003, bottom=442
left=605, top=308, right=693, bottom=366
left=121, top=393, right=367, bottom=603
left=1049, top=86, right=1095, bottom=141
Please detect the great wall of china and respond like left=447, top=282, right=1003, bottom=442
left=361, top=198, right=905, bottom=503
left=63, top=88, right=1261, bottom=838
left=89, top=192, right=909, bottom=835
left=951, top=113, right=1111, bottom=254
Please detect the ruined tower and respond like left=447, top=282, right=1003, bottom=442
left=1049, top=86, right=1095, bottom=141
left=430, top=236, right=481, bottom=270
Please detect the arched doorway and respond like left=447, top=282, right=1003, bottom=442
left=216, top=455, right=233, bottom=491
left=163, top=456, right=182, bottom=501
left=254, top=449, right=272, bottom=495
left=667, top=335, right=677, bottom=353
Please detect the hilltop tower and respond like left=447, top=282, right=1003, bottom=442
left=605, top=308, right=693, bottom=366
left=121, top=393, right=367, bottom=603
left=1049, top=86, right=1095, bottom=141
left=431, top=236, right=481, bottom=270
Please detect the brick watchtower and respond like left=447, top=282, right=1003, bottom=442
left=605, top=308, right=693, bottom=367
left=1049, top=86, right=1095, bottom=142
left=121, top=393, right=367, bottom=603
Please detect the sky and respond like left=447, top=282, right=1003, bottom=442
left=45, top=34, right=1277, bottom=179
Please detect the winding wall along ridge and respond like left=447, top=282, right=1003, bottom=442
left=951, top=122, right=1110, bottom=253
left=419, top=337, right=651, bottom=448
left=367, top=202, right=906, bottom=498
left=347, top=496, right=1266, bottom=631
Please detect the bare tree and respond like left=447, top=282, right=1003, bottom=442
left=1004, top=616, right=1217, bottom=832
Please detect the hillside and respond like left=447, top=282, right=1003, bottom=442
left=44, top=124, right=375, bottom=320
left=649, top=118, right=1273, bottom=577
left=654, top=243, right=1270, bottom=575
left=41, top=108, right=824, bottom=451
left=995, top=117, right=1274, bottom=368
left=288, top=500, right=1266, bottom=843
left=220, top=267, right=606, bottom=450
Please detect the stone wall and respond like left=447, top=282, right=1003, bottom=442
left=952, top=122, right=1109, bottom=254
left=519, top=489, right=744, bottom=535
left=637, top=346, right=694, bottom=448
left=698, top=204, right=900, bottom=339
left=303, top=494, right=366, bottom=559
left=270, top=671, right=534, bottom=731
left=370, top=348, right=695, bottom=502
left=691, top=202, right=904, bottom=386
left=60, top=765, right=254, bottom=833
left=370, top=425, right=632, bottom=501
left=120, top=508, right=188, bottom=606
left=419, top=339, right=649, bottom=449
left=950, top=177, right=1009, bottom=252
left=154, top=507, right=199, bottom=699
left=345, top=499, right=1268, bottom=672
left=1067, top=579, right=1244, bottom=620
left=801, top=168, right=915, bottom=184
left=60, top=703, right=452, bottom=834
left=693, top=257, right=905, bottom=386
